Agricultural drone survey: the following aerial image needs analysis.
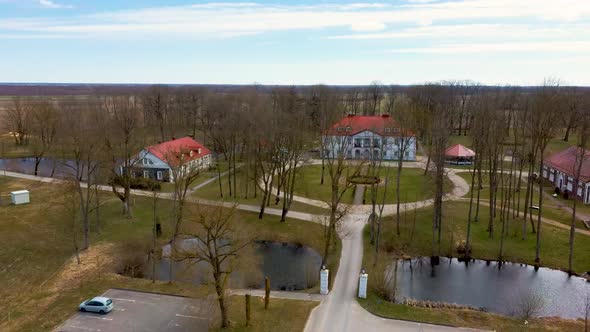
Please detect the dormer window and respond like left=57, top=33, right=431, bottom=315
left=345, top=126, right=352, bottom=132
left=337, top=127, right=345, bottom=132
left=197, top=148, right=202, bottom=155
left=190, top=150, right=194, bottom=157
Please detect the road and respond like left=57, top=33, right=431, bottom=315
left=303, top=166, right=482, bottom=332
left=2, top=166, right=482, bottom=332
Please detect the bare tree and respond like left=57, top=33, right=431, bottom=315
left=568, top=109, right=589, bottom=273
left=532, top=80, right=561, bottom=265
left=3, top=96, right=31, bottom=145
left=174, top=205, right=250, bottom=328
left=103, top=95, right=144, bottom=218
left=143, top=85, right=169, bottom=142
left=29, top=99, right=58, bottom=176
left=320, top=112, right=364, bottom=264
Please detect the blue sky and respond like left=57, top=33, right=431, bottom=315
left=0, top=0, right=589, bottom=85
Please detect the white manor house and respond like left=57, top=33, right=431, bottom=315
left=322, top=114, right=416, bottom=161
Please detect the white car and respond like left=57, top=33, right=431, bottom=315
left=79, top=296, right=114, bottom=314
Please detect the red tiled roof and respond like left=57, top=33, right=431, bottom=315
left=146, top=136, right=211, bottom=168
left=445, top=144, right=476, bottom=158
left=544, top=146, right=590, bottom=182
left=326, top=114, right=414, bottom=137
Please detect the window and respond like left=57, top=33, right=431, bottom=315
left=346, top=126, right=352, bottom=132
left=198, top=148, right=202, bottom=154
left=189, top=150, right=194, bottom=157
left=157, top=171, right=163, bottom=180
left=394, top=138, right=400, bottom=146
left=384, top=128, right=391, bottom=133
left=354, top=138, right=362, bottom=147
left=143, top=170, right=149, bottom=178
left=142, top=158, right=153, bottom=165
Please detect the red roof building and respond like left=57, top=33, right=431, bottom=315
left=124, top=136, right=212, bottom=182
left=543, top=146, right=590, bottom=204
left=147, top=136, right=211, bottom=168
left=326, top=114, right=414, bottom=137
left=323, top=114, right=417, bottom=161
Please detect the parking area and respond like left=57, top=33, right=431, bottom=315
left=54, top=289, right=216, bottom=332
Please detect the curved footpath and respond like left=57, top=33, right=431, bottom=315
left=0, top=166, right=559, bottom=331
left=303, top=166, right=480, bottom=332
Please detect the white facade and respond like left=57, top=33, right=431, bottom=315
left=322, top=130, right=416, bottom=161
left=123, top=149, right=212, bottom=183
left=542, top=164, right=590, bottom=204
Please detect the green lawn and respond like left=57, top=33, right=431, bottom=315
left=367, top=201, right=590, bottom=274
left=160, top=162, right=230, bottom=193
left=193, top=166, right=331, bottom=215
left=358, top=200, right=589, bottom=331
left=363, top=167, right=448, bottom=204
left=287, top=164, right=356, bottom=204
left=458, top=172, right=589, bottom=229
left=0, top=175, right=336, bottom=331
left=216, top=297, right=318, bottom=332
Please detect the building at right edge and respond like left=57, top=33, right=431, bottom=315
left=543, top=146, right=590, bottom=204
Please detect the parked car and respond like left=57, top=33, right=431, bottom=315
left=79, top=297, right=114, bottom=314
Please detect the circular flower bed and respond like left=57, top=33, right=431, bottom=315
left=347, top=175, right=381, bottom=185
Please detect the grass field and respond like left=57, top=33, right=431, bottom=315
left=457, top=172, right=590, bottom=229
left=0, top=175, right=336, bottom=331
left=285, top=164, right=356, bottom=204
left=358, top=200, right=589, bottom=331
left=193, top=166, right=331, bottom=215
left=362, top=167, right=450, bottom=204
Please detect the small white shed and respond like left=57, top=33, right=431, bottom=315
left=11, top=190, right=30, bottom=205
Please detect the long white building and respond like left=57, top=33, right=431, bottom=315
left=322, top=114, right=417, bottom=161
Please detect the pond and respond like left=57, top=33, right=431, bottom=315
left=144, top=240, right=322, bottom=291
left=0, top=157, right=82, bottom=178
left=391, top=257, right=589, bottom=319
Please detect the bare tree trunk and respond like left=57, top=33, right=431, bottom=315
left=535, top=155, right=545, bottom=265
left=465, top=156, right=477, bottom=254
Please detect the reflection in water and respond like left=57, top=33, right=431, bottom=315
left=0, top=157, right=93, bottom=179
left=145, top=240, right=322, bottom=291
left=392, top=257, right=589, bottom=319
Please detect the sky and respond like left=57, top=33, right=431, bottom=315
left=0, top=0, right=589, bottom=85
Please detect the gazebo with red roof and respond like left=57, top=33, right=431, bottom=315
left=444, top=144, right=476, bottom=165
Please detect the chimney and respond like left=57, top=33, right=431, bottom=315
left=381, top=114, right=390, bottom=118
left=171, top=136, right=176, bottom=140
left=347, top=113, right=355, bottom=117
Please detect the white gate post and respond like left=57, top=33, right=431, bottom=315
left=320, top=265, right=329, bottom=295
left=358, top=269, right=368, bottom=299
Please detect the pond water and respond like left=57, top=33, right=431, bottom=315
left=145, top=240, right=322, bottom=291
left=391, top=257, right=589, bottom=319
left=0, top=157, right=82, bottom=178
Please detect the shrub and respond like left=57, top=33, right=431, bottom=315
left=563, top=191, right=569, bottom=200
left=110, top=175, right=161, bottom=191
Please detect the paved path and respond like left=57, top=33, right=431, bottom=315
left=1, top=168, right=482, bottom=331
left=304, top=166, right=482, bottom=332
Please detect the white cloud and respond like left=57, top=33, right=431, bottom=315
left=0, top=1, right=589, bottom=39
left=327, top=23, right=590, bottom=40
left=390, top=41, right=590, bottom=54
left=39, top=0, right=71, bottom=9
